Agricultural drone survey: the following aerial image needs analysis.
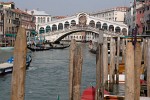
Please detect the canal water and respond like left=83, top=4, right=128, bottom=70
left=0, top=43, right=124, bottom=100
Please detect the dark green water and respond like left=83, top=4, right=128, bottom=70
left=0, top=43, right=124, bottom=100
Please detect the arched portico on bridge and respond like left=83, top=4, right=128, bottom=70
left=38, top=12, right=128, bottom=42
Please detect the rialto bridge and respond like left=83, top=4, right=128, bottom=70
left=36, top=13, right=128, bottom=43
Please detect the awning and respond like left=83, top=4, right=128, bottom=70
left=5, top=33, right=16, bottom=37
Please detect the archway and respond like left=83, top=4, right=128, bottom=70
left=109, top=25, right=114, bottom=31
left=58, top=23, right=63, bottom=30
left=96, top=22, right=101, bottom=29
left=122, top=28, right=127, bottom=35
left=71, top=20, right=76, bottom=26
left=46, top=25, right=51, bottom=32
left=39, top=27, right=45, bottom=34
left=52, top=24, right=57, bottom=31
left=115, top=26, right=121, bottom=33
left=89, top=20, right=95, bottom=27
left=64, top=21, right=70, bottom=28
left=102, top=23, right=108, bottom=30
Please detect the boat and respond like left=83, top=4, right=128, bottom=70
left=27, top=46, right=51, bottom=51
left=81, top=86, right=110, bottom=100
left=89, top=48, right=97, bottom=54
left=88, top=41, right=97, bottom=54
left=0, top=47, right=14, bottom=51
left=81, top=86, right=149, bottom=100
left=50, top=44, right=70, bottom=49
left=0, top=55, right=32, bottom=75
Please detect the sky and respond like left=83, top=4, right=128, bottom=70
left=2, top=0, right=133, bottom=16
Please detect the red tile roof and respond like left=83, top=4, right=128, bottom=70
left=0, top=2, right=14, bottom=4
left=13, top=8, right=31, bottom=16
left=53, top=16, right=67, bottom=19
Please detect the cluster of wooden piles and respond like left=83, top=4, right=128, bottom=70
left=68, top=36, right=150, bottom=100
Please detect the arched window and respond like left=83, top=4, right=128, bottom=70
left=109, top=25, right=114, bottom=31
left=115, top=26, right=121, bottom=33
left=122, top=28, right=127, bottom=35
left=39, top=27, right=45, bottom=34
left=43, top=17, right=45, bottom=23
left=46, top=25, right=51, bottom=32
left=71, top=20, right=76, bottom=26
left=38, top=17, right=40, bottom=23
left=58, top=23, right=63, bottom=30
left=47, top=17, right=49, bottom=22
left=52, top=24, right=57, bottom=31
left=96, top=22, right=101, bottom=29
left=102, top=23, right=108, bottom=30
left=64, top=21, right=70, bottom=28
left=89, top=20, right=95, bottom=27
left=40, top=17, right=42, bottom=23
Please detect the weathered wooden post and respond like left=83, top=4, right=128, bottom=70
left=95, top=30, right=104, bottom=100
left=116, top=36, right=120, bottom=84
left=103, top=37, right=108, bottom=84
left=109, top=37, right=116, bottom=84
left=11, top=27, right=27, bottom=100
left=95, top=44, right=104, bottom=100
left=144, top=38, right=148, bottom=69
left=147, top=39, right=150, bottom=97
left=69, top=39, right=83, bottom=100
left=125, top=42, right=135, bottom=100
left=69, top=39, right=76, bottom=100
left=121, top=38, right=125, bottom=64
left=134, top=42, right=142, bottom=100
left=73, top=44, right=83, bottom=100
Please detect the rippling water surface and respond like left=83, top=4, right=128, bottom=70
left=0, top=43, right=124, bottom=100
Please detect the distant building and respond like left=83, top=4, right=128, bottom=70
left=0, top=2, right=15, bottom=9
left=13, top=8, right=36, bottom=35
left=125, top=2, right=135, bottom=34
left=125, top=0, right=150, bottom=35
left=27, top=9, right=51, bottom=32
left=0, top=1, right=35, bottom=46
left=91, top=7, right=128, bottom=23
left=136, top=1, right=145, bottom=34
left=144, top=0, right=150, bottom=34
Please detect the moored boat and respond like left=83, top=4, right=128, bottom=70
left=0, top=55, right=32, bottom=75
left=0, top=47, right=14, bottom=51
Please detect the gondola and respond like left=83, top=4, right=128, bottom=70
left=50, top=44, right=70, bottom=49
left=27, top=46, right=51, bottom=51
left=89, top=48, right=97, bottom=54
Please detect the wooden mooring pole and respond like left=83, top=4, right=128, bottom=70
left=116, top=36, right=120, bottom=84
left=109, top=37, right=116, bottom=84
left=73, top=43, right=83, bottom=100
left=69, top=39, right=76, bottom=100
left=144, top=38, right=148, bottom=70
left=69, top=39, right=83, bottom=100
left=103, top=37, right=108, bottom=84
left=134, top=42, right=142, bottom=100
left=125, top=42, right=135, bottom=100
left=95, top=44, right=104, bottom=100
left=11, top=27, right=27, bottom=100
left=121, top=39, right=125, bottom=64
left=147, top=39, right=150, bottom=97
